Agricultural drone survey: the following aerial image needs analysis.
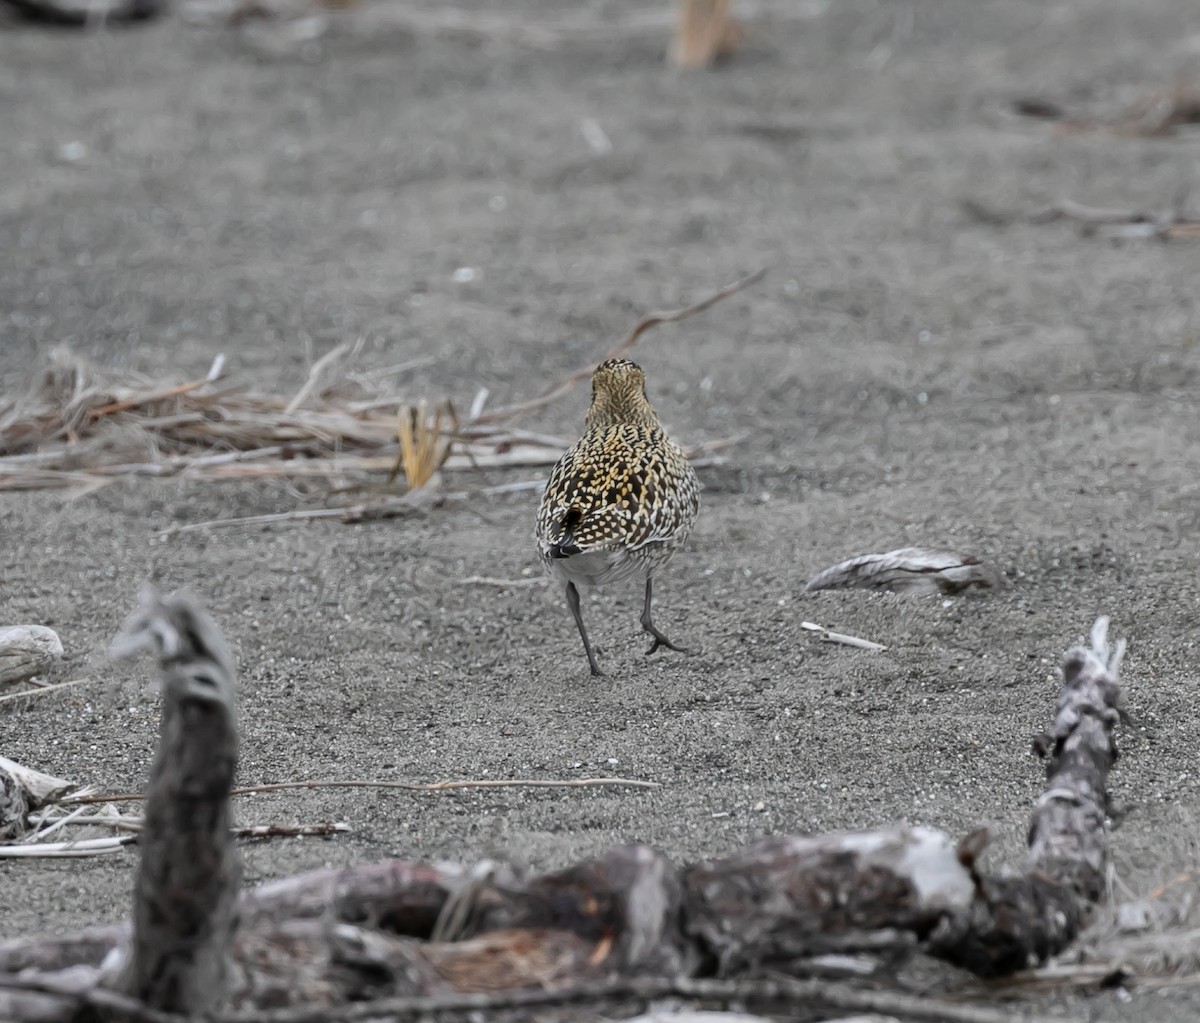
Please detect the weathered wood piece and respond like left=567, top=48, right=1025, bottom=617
left=0, top=757, right=81, bottom=842
left=108, top=587, right=242, bottom=1015
left=804, top=548, right=1003, bottom=596
left=0, top=613, right=1132, bottom=1022
left=926, top=617, right=1126, bottom=975
left=0, top=626, right=63, bottom=686
left=684, top=828, right=973, bottom=975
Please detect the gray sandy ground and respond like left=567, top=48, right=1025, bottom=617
left=2, top=1, right=1200, bottom=1018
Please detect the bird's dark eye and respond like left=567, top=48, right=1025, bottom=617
left=561, top=507, right=583, bottom=532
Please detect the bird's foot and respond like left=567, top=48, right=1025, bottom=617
left=644, top=628, right=689, bottom=657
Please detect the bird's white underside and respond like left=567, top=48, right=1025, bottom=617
left=538, top=537, right=684, bottom=589
left=543, top=548, right=645, bottom=588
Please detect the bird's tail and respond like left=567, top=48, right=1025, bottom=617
left=548, top=506, right=586, bottom=558
left=548, top=536, right=583, bottom=559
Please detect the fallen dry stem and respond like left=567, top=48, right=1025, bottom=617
left=1028, top=197, right=1200, bottom=240
left=474, top=266, right=768, bottom=424
left=392, top=399, right=454, bottom=491
left=1, top=286, right=750, bottom=502
left=284, top=342, right=350, bottom=415
left=800, top=621, right=887, bottom=651
left=62, top=775, right=660, bottom=806
left=22, top=815, right=350, bottom=840
left=0, top=678, right=91, bottom=705
left=0, top=835, right=137, bottom=858
left=158, top=436, right=735, bottom=535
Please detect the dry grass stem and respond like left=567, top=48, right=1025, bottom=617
left=0, top=835, right=137, bottom=858
left=1, top=273, right=754, bottom=511
left=0, top=677, right=92, bottom=705
left=20, top=814, right=351, bottom=841
left=1026, top=198, right=1200, bottom=240
left=26, top=805, right=89, bottom=843
left=474, top=267, right=768, bottom=424
left=391, top=399, right=454, bottom=492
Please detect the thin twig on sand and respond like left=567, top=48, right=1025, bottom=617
left=1, top=267, right=761, bottom=512
left=61, top=775, right=661, bottom=806
left=473, top=267, right=768, bottom=424
left=19, top=815, right=351, bottom=841
left=0, top=835, right=137, bottom=858
left=0, top=678, right=92, bottom=705
left=799, top=621, right=887, bottom=651
left=458, top=576, right=543, bottom=588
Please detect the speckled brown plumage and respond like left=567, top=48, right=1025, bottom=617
left=535, top=358, right=700, bottom=676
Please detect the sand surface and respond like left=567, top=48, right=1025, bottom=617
left=3, top=1, right=1200, bottom=1016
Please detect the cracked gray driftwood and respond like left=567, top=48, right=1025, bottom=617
left=0, top=607, right=1130, bottom=1022
left=0, top=757, right=81, bottom=842
left=110, top=587, right=242, bottom=1015
left=804, top=548, right=1003, bottom=596
left=0, top=625, right=63, bottom=686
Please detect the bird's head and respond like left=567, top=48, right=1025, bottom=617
left=585, top=358, right=658, bottom=430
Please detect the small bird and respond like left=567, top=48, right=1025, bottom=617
left=535, top=358, right=701, bottom=676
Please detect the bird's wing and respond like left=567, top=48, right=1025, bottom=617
left=536, top=428, right=696, bottom=552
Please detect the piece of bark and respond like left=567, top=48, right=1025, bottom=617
left=0, top=616, right=1134, bottom=1019
left=684, top=828, right=974, bottom=975
left=0, top=626, right=63, bottom=686
left=0, top=858, right=465, bottom=974
left=476, top=844, right=698, bottom=978
left=926, top=617, right=1126, bottom=975
left=0, top=765, right=28, bottom=843
left=108, top=587, right=241, bottom=1016
left=1028, top=616, right=1125, bottom=899
left=804, top=548, right=1002, bottom=596
left=0, top=757, right=82, bottom=842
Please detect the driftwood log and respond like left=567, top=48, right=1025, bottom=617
left=804, top=548, right=1003, bottom=596
left=108, top=588, right=242, bottom=1014
left=0, top=599, right=1129, bottom=1022
left=0, top=626, right=63, bottom=687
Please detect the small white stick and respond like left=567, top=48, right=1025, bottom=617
left=29, top=805, right=88, bottom=843
left=0, top=835, right=137, bottom=858
left=800, top=621, right=887, bottom=652
left=284, top=342, right=350, bottom=414
left=0, top=677, right=92, bottom=705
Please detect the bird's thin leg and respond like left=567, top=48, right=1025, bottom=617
left=641, top=577, right=689, bottom=656
left=566, top=581, right=604, bottom=677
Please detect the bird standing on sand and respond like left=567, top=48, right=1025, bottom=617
left=535, top=358, right=701, bottom=676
